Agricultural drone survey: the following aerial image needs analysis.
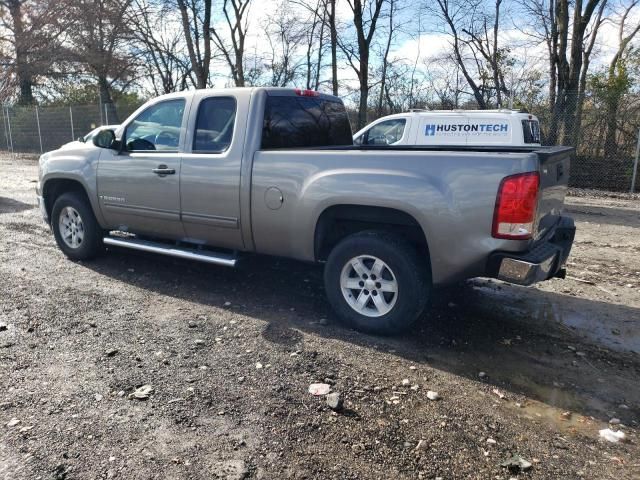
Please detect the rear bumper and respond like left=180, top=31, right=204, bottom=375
left=486, top=216, right=575, bottom=286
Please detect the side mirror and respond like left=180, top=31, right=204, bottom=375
left=93, top=129, right=116, bottom=149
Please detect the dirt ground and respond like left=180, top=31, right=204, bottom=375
left=1, top=153, right=639, bottom=480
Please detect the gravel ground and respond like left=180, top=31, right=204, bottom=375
left=1, top=153, right=639, bottom=480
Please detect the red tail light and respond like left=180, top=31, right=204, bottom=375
left=294, top=88, right=320, bottom=97
left=492, top=172, right=540, bottom=239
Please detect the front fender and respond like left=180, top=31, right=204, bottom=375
left=39, top=147, right=106, bottom=227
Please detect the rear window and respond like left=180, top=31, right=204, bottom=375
left=261, top=95, right=352, bottom=149
left=522, top=119, right=540, bottom=144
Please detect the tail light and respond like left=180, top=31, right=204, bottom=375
left=492, top=172, right=540, bottom=239
left=294, top=88, right=320, bottom=97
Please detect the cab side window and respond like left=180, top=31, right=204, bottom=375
left=363, top=119, right=406, bottom=145
left=124, top=99, right=185, bottom=152
left=193, top=97, right=237, bottom=153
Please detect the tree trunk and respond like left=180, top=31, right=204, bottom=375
left=8, top=0, right=35, bottom=105
left=329, top=0, right=338, bottom=96
left=98, top=76, right=119, bottom=124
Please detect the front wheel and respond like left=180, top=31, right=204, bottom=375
left=51, top=192, right=104, bottom=260
left=324, top=231, right=430, bottom=335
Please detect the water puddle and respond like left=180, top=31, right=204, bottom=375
left=470, top=281, right=640, bottom=354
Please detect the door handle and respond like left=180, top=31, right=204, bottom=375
left=152, top=165, right=175, bottom=176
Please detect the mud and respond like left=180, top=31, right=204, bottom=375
left=1, top=153, right=639, bottom=479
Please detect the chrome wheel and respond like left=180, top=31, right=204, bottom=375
left=340, top=255, right=398, bottom=317
left=58, top=206, right=85, bottom=249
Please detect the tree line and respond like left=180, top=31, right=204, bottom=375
left=0, top=0, right=638, bottom=153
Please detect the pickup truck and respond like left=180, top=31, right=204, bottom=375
left=36, top=87, right=575, bottom=335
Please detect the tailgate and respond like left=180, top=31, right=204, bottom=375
left=535, top=146, right=573, bottom=240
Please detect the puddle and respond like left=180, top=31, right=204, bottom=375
left=507, top=399, right=602, bottom=437
left=471, top=281, right=640, bottom=354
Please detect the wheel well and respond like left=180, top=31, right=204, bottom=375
left=314, top=204, right=430, bottom=263
left=42, top=179, right=89, bottom=221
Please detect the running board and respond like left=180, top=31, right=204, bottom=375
left=103, top=236, right=237, bottom=267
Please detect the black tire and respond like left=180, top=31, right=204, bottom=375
left=51, top=192, right=104, bottom=260
left=324, top=231, right=430, bottom=335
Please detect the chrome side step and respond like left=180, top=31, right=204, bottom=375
left=103, top=236, right=237, bottom=267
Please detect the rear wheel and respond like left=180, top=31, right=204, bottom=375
left=324, top=231, right=430, bottom=335
left=51, top=192, right=103, bottom=260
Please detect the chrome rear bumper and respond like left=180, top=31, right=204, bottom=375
left=487, top=216, right=575, bottom=286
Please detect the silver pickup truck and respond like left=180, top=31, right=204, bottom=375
left=36, top=87, right=575, bottom=334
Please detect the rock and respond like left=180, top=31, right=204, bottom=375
left=318, top=318, right=329, bottom=326
left=619, top=404, right=629, bottom=410
left=128, top=384, right=154, bottom=400
left=308, top=383, right=331, bottom=396
left=0, top=322, right=7, bottom=332
left=117, top=390, right=125, bottom=397
left=224, top=301, right=232, bottom=307
left=492, top=388, right=506, bottom=399
left=410, top=385, right=420, bottom=391
left=401, top=379, right=410, bottom=386
left=255, top=362, right=263, bottom=369
left=599, top=428, right=625, bottom=443
left=6, top=418, right=20, bottom=427
left=19, top=426, right=33, bottom=433
left=561, top=411, right=572, bottom=420
left=609, top=418, right=621, bottom=425
left=105, top=348, right=118, bottom=357
left=426, top=391, right=440, bottom=401
left=326, top=392, right=343, bottom=411
left=500, top=454, right=533, bottom=472
left=409, top=366, right=417, bottom=370
left=478, top=372, right=487, bottom=378
left=211, top=460, right=248, bottom=480
left=94, top=393, right=103, bottom=401
left=187, top=321, right=197, bottom=328
left=237, top=376, right=245, bottom=383
left=194, top=339, right=205, bottom=346
left=486, top=438, right=497, bottom=445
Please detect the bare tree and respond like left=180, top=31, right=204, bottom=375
left=376, top=0, right=401, bottom=116
left=602, top=0, right=640, bottom=155
left=340, top=0, right=386, bottom=128
left=430, top=0, right=510, bottom=109
left=129, top=0, right=191, bottom=94
left=0, top=0, right=68, bottom=104
left=67, top=0, right=134, bottom=122
left=211, top=0, right=252, bottom=87
left=525, top=0, right=608, bottom=145
left=176, top=0, right=213, bottom=89
left=262, top=4, right=306, bottom=86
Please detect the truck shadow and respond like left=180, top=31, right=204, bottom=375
left=0, top=196, right=33, bottom=214
left=85, top=248, right=640, bottom=427
left=566, top=204, right=640, bottom=228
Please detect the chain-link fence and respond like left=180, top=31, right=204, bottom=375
left=1, top=98, right=639, bottom=193
left=529, top=89, right=640, bottom=193
left=0, top=102, right=142, bottom=154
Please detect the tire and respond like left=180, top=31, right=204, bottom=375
left=324, top=231, right=430, bottom=335
left=51, top=192, right=104, bottom=261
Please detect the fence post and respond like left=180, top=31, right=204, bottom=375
left=35, top=106, right=43, bottom=153
left=631, top=128, right=640, bottom=194
left=1, top=106, right=8, bottom=151
left=6, top=106, right=14, bottom=155
left=69, top=107, right=75, bottom=141
left=104, top=103, right=109, bottom=125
